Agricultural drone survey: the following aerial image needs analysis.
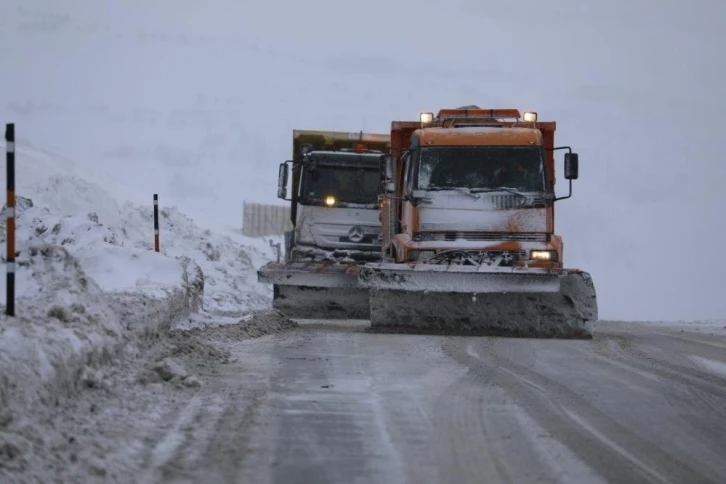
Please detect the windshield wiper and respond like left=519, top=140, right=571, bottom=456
left=470, top=187, right=530, bottom=198
left=451, top=187, right=480, bottom=199
left=423, top=187, right=480, bottom=199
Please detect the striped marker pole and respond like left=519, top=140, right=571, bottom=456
left=5, top=123, right=15, bottom=316
left=153, top=194, right=159, bottom=252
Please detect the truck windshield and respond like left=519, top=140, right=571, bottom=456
left=300, top=166, right=380, bottom=206
left=417, top=146, right=546, bottom=192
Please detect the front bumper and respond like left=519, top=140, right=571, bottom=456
left=398, top=236, right=561, bottom=268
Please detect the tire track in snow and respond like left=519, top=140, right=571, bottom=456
left=264, top=327, right=409, bottom=484
left=138, top=395, right=208, bottom=483
left=590, top=332, right=726, bottom=438
left=442, top=337, right=718, bottom=483
left=594, top=331, right=726, bottom=395
left=431, top=338, right=514, bottom=483
left=436, top=342, right=608, bottom=484
left=134, top=339, right=276, bottom=483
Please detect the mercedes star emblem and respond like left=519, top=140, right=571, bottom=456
left=348, top=225, right=365, bottom=243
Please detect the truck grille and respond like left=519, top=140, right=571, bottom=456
left=490, top=194, right=548, bottom=209
left=338, top=234, right=378, bottom=244
left=424, top=249, right=528, bottom=267
left=413, top=231, right=549, bottom=242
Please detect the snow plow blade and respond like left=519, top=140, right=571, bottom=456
left=358, top=264, right=598, bottom=339
left=258, top=262, right=369, bottom=319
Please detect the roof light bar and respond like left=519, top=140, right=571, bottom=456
left=436, top=108, right=522, bottom=119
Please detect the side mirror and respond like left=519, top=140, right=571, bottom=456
left=564, top=153, right=579, bottom=180
left=381, top=155, right=396, bottom=193
left=277, top=162, right=289, bottom=199
left=383, top=155, right=394, bottom=181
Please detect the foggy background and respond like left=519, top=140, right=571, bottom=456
left=1, top=0, right=724, bottom=321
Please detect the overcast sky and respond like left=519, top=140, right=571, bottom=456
left=1, top=0, right=725, bottom=322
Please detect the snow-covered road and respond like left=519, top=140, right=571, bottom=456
left=230, top=320, right=726, bottom=484
left=5, top=317, right=726, bottom=483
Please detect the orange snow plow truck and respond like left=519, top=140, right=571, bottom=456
left=358, top=106, right=598, bottom=338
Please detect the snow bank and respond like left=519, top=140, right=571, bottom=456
left=0, top=239, right=200, bottom=408
left=0, top=237, right=201, bottom=425
left=0, top=158, right=275, bottom=430
left=118, top=202, right=271, bottom=314
left=0, top=244, right=123, bottom=412
left=4, top=170, right=272, bottom=314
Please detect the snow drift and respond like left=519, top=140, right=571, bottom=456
left=0, top=145, right=277, bottom=439
left=0, top=241, right=199, bottom=414
left=0, top=197, right=201, bottom=431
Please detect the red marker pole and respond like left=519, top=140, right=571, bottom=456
left=153, top=194, right=160, bottom=252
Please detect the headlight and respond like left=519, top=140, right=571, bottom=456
left=530, top=250, right=558, bottom=261
left=324, top=196, right=336, bottom=206
left=420, top=112, right=434, bottom=124
left=523, top=111, right=538, bottom=122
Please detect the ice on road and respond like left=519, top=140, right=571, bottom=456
left=136, top=320, right=726, bottom=484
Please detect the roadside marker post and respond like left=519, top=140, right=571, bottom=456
left=153, top=194, right=160, bottom=252
left=5, top=123, right=16, bottom=317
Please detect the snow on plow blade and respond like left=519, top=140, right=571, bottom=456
left=358, top=264, right=598, bottom=339
left=258, top=262, right=370, bottom=319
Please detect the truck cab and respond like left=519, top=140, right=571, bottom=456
left=379, top=108, right=579, bottom=269
left=280, top=148, right=385, bottom=263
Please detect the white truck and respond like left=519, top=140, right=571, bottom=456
left=257, top=129, right=391, bottom=319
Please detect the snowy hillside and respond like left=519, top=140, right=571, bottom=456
left=1, top=0, right=726, bottom=321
